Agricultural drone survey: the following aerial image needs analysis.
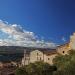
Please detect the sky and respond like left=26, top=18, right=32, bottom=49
left=0, top=0, right=75, bottom=46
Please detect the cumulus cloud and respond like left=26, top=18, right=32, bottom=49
left=0, top=20, right=56, bottom=48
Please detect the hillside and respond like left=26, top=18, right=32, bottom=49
left=0, top=46, right=25, bottom=62
left=0, top=46, right=26, bottom=54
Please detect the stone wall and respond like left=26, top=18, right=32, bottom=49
left=70, top=33, right=75, bottom=50
left=57, top=43, right=70, bottom=55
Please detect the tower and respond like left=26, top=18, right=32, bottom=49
left=70, top=32, right=75, bottom=50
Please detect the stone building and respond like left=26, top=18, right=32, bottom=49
left=70, top=32, right=75, bottom=50
left=21, top=44, right=71, bottom=66
left=22, top=32, right=75, bottom=66
left=56, top=43, right=71, bottom=55
left=56, top=32, right=75, bottom=55
left=30, top=49, right=57, bottom=65
left=22, top=50, right=30, bottom=65
left=21, top=49, right=57, bottom=66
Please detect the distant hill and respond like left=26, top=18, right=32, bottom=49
left=0, top=46, right=26, bottom=54
left=0, top=46, right=55, bottom=54
left=0, top=46, right=56, bottom=62
left=0, top=46, right=25, bottom=62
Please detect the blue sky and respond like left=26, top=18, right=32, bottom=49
left=0, top=0, right=75, bottom=44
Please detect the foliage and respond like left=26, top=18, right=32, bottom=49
left=54, top=62, right=75, bottom=75
left=15, top=67, right=28, bottom=75
left=15, top=50, right=75, bottom=75
left=53, top=54, right=71, bottom=70
left=15, top=61, right=56, bottom=75
left=53, top=50, right=75, bottom=75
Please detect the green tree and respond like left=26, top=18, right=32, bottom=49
left=15, top=61, right=56, bottom=75
left=54, top=62, right=75, bottom=75
left=53, top=54, right=70, bottom=70
left=26, top=61, right=57, bottom=75
left=15, top=67, right=28, bottom=75
left=53, top=50, right=75, bottom=75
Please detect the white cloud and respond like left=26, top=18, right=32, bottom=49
left=62, top=37, right=66, bottom=42
left=0, top=20, right=56, bottom=48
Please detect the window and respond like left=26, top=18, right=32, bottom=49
left=37, top=53, right=38, bottom=55
left=63, top=51, right=65, bottom=53
left=48, top=58, right=50, bottom=60
left=40, top=57, right=41, bottom=60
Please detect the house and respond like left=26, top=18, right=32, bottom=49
left=21, top=44, right=71, bottom=66
left=21, top=48, right=57, bottom=66
left=30, top=49, right=57, bottom=65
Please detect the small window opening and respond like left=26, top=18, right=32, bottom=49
left=48, top=58, right=50, bottom=60
left=40, top=57, right=41, bottom=60
left=37, top=53, right=38, bottom=55
left=63, top=51, right=65, bottom=53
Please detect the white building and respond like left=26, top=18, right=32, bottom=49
left=22, top=48, right=57, bottom=66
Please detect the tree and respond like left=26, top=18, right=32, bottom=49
left=53, top=54, right=70, bottom=70
left=15, top=61, right=56, bottom=75
left=26, top=61, right=57, bottom=75
left=53, top=50, right=75, bottom=75
left=15, top=67, right=28, bottom=75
